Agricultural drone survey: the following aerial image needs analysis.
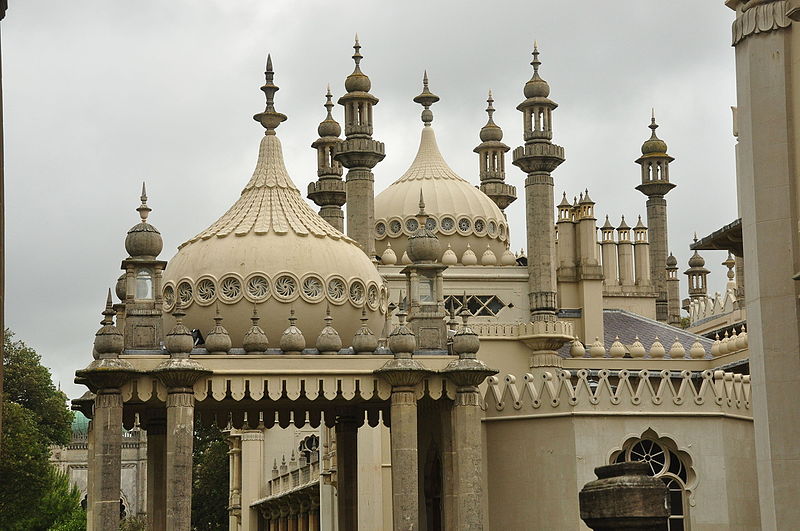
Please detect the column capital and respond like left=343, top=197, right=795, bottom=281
left=375, top=357, right=433, bottom=387
left=731, top=0, right=792, bottom=45
left=152, top=357, right=211, bottom=389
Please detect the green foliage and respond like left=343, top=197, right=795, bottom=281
left=25, top=468, right=86, bottom=531
left=3, top=329, right=73, bottom=445
left=0, top=402, right=52, bottom=526
left=119, top=515, right=148, bottom=531
left=192, top=421, right=230, bottom=531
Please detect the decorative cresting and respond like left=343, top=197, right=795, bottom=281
left=475, top=90, right=516, bottom=212
left=162, top=55, right=386, bottom=346
left=308, top=86, right=345, bottom=232
left=374, top=73, right=509, bottom=265
left=512, top=43, right=565, bottom=321
left=484, top=369, right=751, bottom=416
left=731, top=0, right=792, bottom=45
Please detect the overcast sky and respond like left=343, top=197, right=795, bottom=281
left=4, top=1, right=739, bottom=398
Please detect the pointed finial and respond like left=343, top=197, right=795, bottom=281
left=693, top=232, right=698, bottom=244
left=353, top=34, right=362, bottom=68
left=418, top=189, right=426, bottom=214
left=649, top=109, right=659, bottom=136
left=214, top=302, right=223, bottom=325
left=324, top=85, right=334, bottom=116
left=254, top=53, right=287, bottom=134
left=486, top=90, right=496, bottom=123
left=289, top=307, right=297, bottom=327
left=531, top=41, right=541, bottom=75
left=137, top=182, right=152, bottom=223
left=101, top=288, right=115, bottom=325
left=324, top=304, right=333, bottom=326
left=414, top=70, right=439, bottom=126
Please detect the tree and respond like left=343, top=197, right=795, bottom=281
left=2, top=330, right=72, bottom=445
left=192, top=421, right=230, bottom=531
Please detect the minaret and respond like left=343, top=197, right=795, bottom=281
left=684, top=242, right=709, bottom=302
left=632, top=216, right=651, bottom=287
left=616, top=216, right=634, bottom=287
left=665, top=252, right=680, bottom=325
left=600, top=216, right=618, bottom=286
left=475, top=90, right=516, bottom=213
left=556, top=193, right=576, bottom=275
left=120, top=183, right=167, bottom=349
left=635, top=111, right=676, bottom=322
left=512, top=43, right=565, bottom=321
left=308, top=86, right=345, bottom=231
left=333, top=36, right=386, bottom=257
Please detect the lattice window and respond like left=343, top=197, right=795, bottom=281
left=614, top=438, right=689, bottom=530
left=444, top=294, right=506, bottom=317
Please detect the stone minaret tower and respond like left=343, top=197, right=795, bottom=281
left=475, top=90, right=516, bottom=213
left=333, top=36, right=386, bottom=257
left=308, top=86, right=345, bottom=232
left=665, top=252, right=680, bottom=325
left=684, top=244, right=709, bottom=302
left=512, top=44, right=565, bottom=321
left=119, top=183, right=166, bottom=349
left=635, top=112, right=675, bottom=322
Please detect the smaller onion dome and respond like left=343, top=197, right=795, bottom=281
left=352, top=309, right=378, bottom=354
left=689, top=340, right=706, bottom=360
left=479, top=90, right=504, bottom=142
left=94, top=289, right=123, bottom=358
left=344, top=35, right=371, bottom=93
left=609, top=337, right=626, bottom=358
left=481, top=245, right=497, bottom=266
left=242, top=307, right=269, bottom=354
left=315, top=308, right=343, bottom=355
left=452, top=309, right=480, bottom=357
left=165, top=308, right=194, bottom=356
left=630, top=337, right=646, bottom=358
left=569, top=338, right=585, bottom=358
left=115, top=273, right=126, bottom=301
left=381, top=242, right=397, bottom=265
left=688, top=250, right=705, bottom=268
left=441, top=244, right=458, bottom=266
left=388, top=305, right=416, bottom=357
left=666, top=252, right=678, bottom=267
left=205, top=306, right=232, bottom=355
left=461, top=244, right=478, bottom=266
left=401, top=251, right=412, bottom=265
left=669, top=338, right=686, bottom=359
left=125, top=183, right=163, bottom=259
left=317, top=86, right=341, bottom=138
left=649, top=337, right=666, bottom=359
left=641, top=112, right=668, bottom=155
left=407, top=191, right=441, bottom=262
left=523, top=43, right=550, bottom=99
left=589, top=337, right=605, bottom=358
left=280, top=309, right=306, bottom=354
left=500, top=249, right=516, bottom=266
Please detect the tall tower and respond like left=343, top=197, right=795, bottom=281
left=475, top=90, right=516, bottom=214
left=684, top=245, right=709, bottom=302
left=308, top=87, right=345, bottom=232
left=635, top=112, right=675, bottom=322
left=333, top=36, right=386, bottom=257
left=120, top=184, right=166, bottom=349
left=512, top=43, right=565, bottom=321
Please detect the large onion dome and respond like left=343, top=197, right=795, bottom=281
left=162, top=57, right=387, bottom=347
left=374, top=74, right=508, bottom=265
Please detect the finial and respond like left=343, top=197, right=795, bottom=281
left=418, top=189, right=426, bottom=215
left=324, top=305, right=333, bottom=326
left=486, top=90, right=496, bottom=123
left=649, top=109, right=659, bottom=136
left=693, top=232, right=698, bottom=244
left=413, top=70, right=440, bottom=126
left=253, top=53, right=287, bottom=134
left=137, top=182, right=152, bottom=223
left=101, top=288, right=115, bottom=325
left=214, top=302, right=223, bottom=325
left=251, top=304, right=260, bottom=325
left=289, top=308, right=297, bottom=327
left=531, top=41, right=541, bottom=75
left=353, top=34, right=362, bottom=69
left=324, top=85, right=334, bottom=117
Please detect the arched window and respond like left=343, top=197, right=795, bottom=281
left=135, top=268, right=154, bottom=300
left=613, top=436, right=691, bottom=530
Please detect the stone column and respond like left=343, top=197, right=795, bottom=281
left=164, top=387, right=196, bottom=531
left=92, top=388, right=125, bottom=530
left=86, top=417, right=95, bottom=530
left=335, top=415, right=359, bottom=530
left=241, top=430, right=265, bottom=531
left=727, top=2, right=800, bottom=528
left=146, top=415, right=167, bottom=531
left=153, top=309, right=211, bottom=531
left=376, top=314, right=430, bottom=531
left=440, top=406, right=456, bottom=531
left=441, top=311, right=497, bottom=530
left=309, top=507, right=320, bottom=531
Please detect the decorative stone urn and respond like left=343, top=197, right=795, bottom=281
left=579, top=462, right=669, bottom=530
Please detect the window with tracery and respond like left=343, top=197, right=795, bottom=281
left=444, top=294, right=506, bottom=317
left=614, top=438, right=690, bottom=530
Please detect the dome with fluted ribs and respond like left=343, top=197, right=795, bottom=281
left=163, top=132, right=387, bottom=347
left=374, top=125, right=509, bottom=265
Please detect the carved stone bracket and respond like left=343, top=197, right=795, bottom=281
left=732, top=1, right=791, bottom=45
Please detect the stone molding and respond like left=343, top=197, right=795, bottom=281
left=95, top=390, right=123, bottom=409
left=732, top=0, right=791, bottom=45
left=166, top=391, right=195, bottom=408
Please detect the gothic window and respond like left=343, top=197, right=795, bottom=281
left=135, top=268, right=154, bottom=300
left=614, top=437, right=690, bottom=530
left=444, top=294, right=506, bottom=317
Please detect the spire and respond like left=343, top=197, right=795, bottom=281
left=522, top=41, right=551, bottom=99
left=531, top=41, right=541, bottom=75
left=486, top=90, right=496, bottom=124
left=101, top=288, right=115, bottom=326
left=137, top=182, right=151, bottom=223
left=253, top=54, right=287, bottom=135
left=413, top=70, right=439, bottom=126
left=353, top=34, right=362, bottom=70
